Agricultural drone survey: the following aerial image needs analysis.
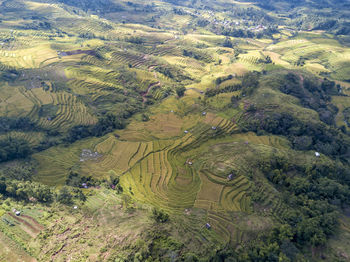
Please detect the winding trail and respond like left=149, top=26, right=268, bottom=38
left=142, top=81, right=160, bottom=102
left=186, top=87, right=204, bottom=94
left=141, top=65, right=162, bottom=103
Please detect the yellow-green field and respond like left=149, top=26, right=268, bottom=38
left=31, top=91, right=319, bottom=246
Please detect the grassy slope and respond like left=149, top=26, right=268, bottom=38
left=0, top=230, right=36, bottom=262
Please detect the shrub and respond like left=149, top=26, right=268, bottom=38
left=57, top=187, right=73, bottom=205
left=151, top=208, right=169, bottom=223
left=175, top=86, right=186, bottom=97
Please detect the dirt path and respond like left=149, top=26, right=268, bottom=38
left=163, top=36, right=177, bottom=44
left=298, top=73, right=304, bottom=87
left=148, top=64, right=158, bottom=78
left=8, top=213, right=40, bottom=232
left=51, top=244, right=66, bottom=261
left=8, top=213, right=41, bottom=236
left=142, top=81, right=160, bottom=102
left=142, top=65, right=161, bottom=103
left=21, top=215, right=45, bottom=230
left=186, top=87, right=204, bottom=94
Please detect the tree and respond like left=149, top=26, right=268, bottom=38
left=109, top=175, right=120, bottom=186
left=242, top=71, right=260, bottom=90
left=151, top=208, right=169, bottom=223
left=57, top=187, right=73, bottom=205
left=66, top=172, right=82, bottom=187
left=33, top=185, right=53, bottom=203
left=116, top=184, right=123, bottom=194
left=222, top=37, right=233, bottom=48
left=74, top=189, right=86, bottom=202
left=175, top=86, right=186, bottom=97
left=0, top=177, right=6, bottom=194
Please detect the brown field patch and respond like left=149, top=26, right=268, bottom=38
left=196, top=172, right=223, bottom=202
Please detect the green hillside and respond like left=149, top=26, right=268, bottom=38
left=1, top=0, right=350, bottom=261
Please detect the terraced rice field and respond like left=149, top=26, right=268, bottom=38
left=0, top=207, right=44, bottom=261
left=33, top=137, right=102, bottom=185
left=111, top=51, right=151, bottom=68
left=238, top=50, right=265, bottom=71
left=0, top=84, right=97, bottom=131
left=0, top=44, right=58, bottom=69
left=120, top=133, right=200, bottom=212
left=15, top=19, right=338, bottom=248
left=0, top=230, right=35, bottom=262
left=266, top=37, right=350, bottom=80
left=148, top=45, right=180, bottom=57
left=230, top=132, right=290, bottom=149
left=65, top=65, right=123, bottom=95
left=77, top=115, right=245, bottom=242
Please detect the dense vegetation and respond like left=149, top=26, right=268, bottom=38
left=0, top=117, right=38, bottom=133
left=243, top=159, right=350, bottom=260
left=238, top=72, right=349, bottom=157
left=0, top=138, right=31, bottom=163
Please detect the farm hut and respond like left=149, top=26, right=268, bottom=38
left=184, top=130, right=189, bottom=134
left=227, top=174, right=234, bottom=181
left=15, top=211, right=21, bottom=216
left=188, top=161, right=193, bottom=165
left=211, top=126, right=217, bottom=130
left=202, top=111, right=207, bottom=116
left=315, top=152, right=320, bottom=157
left=205, top=223, right=211, bottom=229
left=73, top=206, right=78, bottom=209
